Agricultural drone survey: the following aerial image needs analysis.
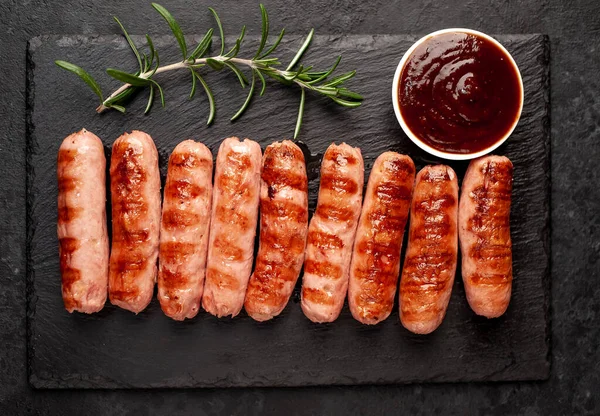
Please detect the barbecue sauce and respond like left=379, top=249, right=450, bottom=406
left=399, top=32, right=522, bottom=154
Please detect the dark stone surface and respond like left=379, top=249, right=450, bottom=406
left=0, top=0, right=598, bottom=414
left=26, top=34, right=549, bottom=389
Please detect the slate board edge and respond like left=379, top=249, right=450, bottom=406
left=541, top=34, right=552, bottom=381
left=25, top=34, right=552, bottom=389
left=29, top=357, right=550, bottom=389
left=26, top=37, right=38, bottom=390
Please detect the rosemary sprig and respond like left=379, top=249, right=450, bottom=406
left=55, top=3, right=363, bottom=138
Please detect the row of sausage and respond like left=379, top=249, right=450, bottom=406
left=57, top=129, right=513, bottom=334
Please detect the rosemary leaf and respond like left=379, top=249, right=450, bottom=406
left=225, top=25, right=246, bottom=58
left=307, top=56, right=341, bottom=84
left=206, top=58, right=224, bottom=70
left=231, top=71, right=256, bottom=121
left=114, top=16, right=143, bottom=71
left=336, top=88, right=364, bottom=101
left=294, top=88, right=306, bottom=139
left=150, top=79, right=166, bottom=107
left=254, top=4, right=269, bottom=59
left=189, top=28, right=214, bottom=60
left=313, top=86, right=339, bottom=96
left=323, top=70, right=356, bottom=87
left=151, top=48, right=160, bottom=76
left=145, top=84, right=155, bottom=114
left=106, top=68, right=151, bottom=86
left=103, top=87, right=136, bottom=106
left=110, top=104, right=127, bottom=113
left=193, top=72, right=216, bottom=125
left=223, top=62, right=248, bottom=87
left=259, top=28, right=285, bottom=59
left=254, top=57, right=280, bottom=66
left=254, top=68, right=267, bottom=96
left=152, top=3, right=187, bottom=60
left=286, top=28, right=314, bottom=71
left=146, top=34, right=156, bottom=66
left=329, top=96, right=362, bottom=107
left=189, top=68, right=197, bottom=98
left=208, top=7, right=225, bottom=55
left=55, top=60, right=103, bottom=101
left=143, top=54, right=150, bottom=72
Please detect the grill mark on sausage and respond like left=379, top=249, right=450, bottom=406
left=375, top=182, right=413, bottom=203
left=304, top=259, right=342, bottom=279
left=215, top=204, right=251, bottom=230
left=325, top=149, right=358, bottom=167
left=113, top=229, right=150, bottom=245
left=170, top=151, right=211, bottom=169
left=59, top=236, right=79, bottom=255
left=403, top=250, right=455, bottom=272
left=115, top=256, right=146, bottom=272
left=319, top=173, right=359, bottom=194
left=469, top=272, right=513, bottom=285
left=421, top=168, right=452, bottom=183
left=110, top=289, right=139, bottom=303
left=216, top=151, right=253, bottom=192
left=162, top=209, right=200, bottom=230
left=58, top=206, right=81, bottom=222
left=212, top=234, right=244, bottom=261
left=160, top=241, right=196, bottom=264
left=260, top=198, right=308, bottom=225
left=302, top=287, right=335, bottom=305
left=262, top=144, right=307, bottom=195
left=206, top=267, right=240, bottom=291
left=382, top=157, right=415, bottom=176
left=251, top=259, right=295, bottom=293
left=260, top=230, right=305, bottom=255
left=58, top=149, right=77, bottom=164
left=315, top=203, right=355, bottom=222
left=307, top=229, right=344, bottom=250
left=165, top=179, right=205, bottom=201
left=112, top=143, right=147, bottom=192
left=160, top=268, right=190, bottom=290
left=59, top=237, right=81, bottom=298
left=413, top=193, right=456, bottom=214
left=58, top=177, right=78, bottom=193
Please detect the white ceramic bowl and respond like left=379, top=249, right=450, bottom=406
left=391, top=28, right=524, bottom=160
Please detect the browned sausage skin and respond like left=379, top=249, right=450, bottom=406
left=202, top=137, right=262, bottom=318
left=301, top=143, right=364, bottom=323
left=158, top=140, right=213, bottom=320
left=109, top=131, right=161, bottom=314
left=57, top=128, right=109, bottom=313
left=458, top=155, right=513, bottom=318
left=400, top=165, right=458, bottom=334
left=348, top=152, right=415, bottom=324
left=244, top=140, right=309, bottom=321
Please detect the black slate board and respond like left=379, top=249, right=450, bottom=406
left=26, top=34, right=550, bottom=388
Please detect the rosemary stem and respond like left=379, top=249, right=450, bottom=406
left=97, top=56, right=308, bottom=113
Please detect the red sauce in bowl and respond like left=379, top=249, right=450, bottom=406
left=398, top=32, right=522, bottom=154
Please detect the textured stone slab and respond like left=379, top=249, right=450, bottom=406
left=26, top=33, right=550, bottom=388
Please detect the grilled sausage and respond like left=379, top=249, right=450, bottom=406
left=348, top=152, right=415, bottom=325
left=57, top=129, right=109, bottom=313
left=399, top=165, right=458, bottom=334
left=244, top=141, right=309, bottom=321
left=109, top=131, right=161, bottom=314
left=202, top=137, right=262, bottom=318
left=158, top=140, right=213, bottom=320
left=459, top=155, right=513, bottom=318
left=301, top=143, right=364, bottom=323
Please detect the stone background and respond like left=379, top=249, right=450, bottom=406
left=1, top=0, right=598, bottom=414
